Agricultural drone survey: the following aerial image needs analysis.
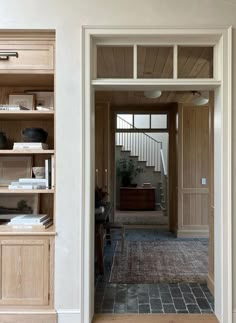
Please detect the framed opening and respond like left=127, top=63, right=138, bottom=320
left=81, top=27, right=232, bottom=323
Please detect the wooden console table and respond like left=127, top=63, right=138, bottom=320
left=120, top=187, right=156, bottom=211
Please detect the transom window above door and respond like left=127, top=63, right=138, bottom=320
left=117, top=113, right=168, bottom=130
left=96, top=45, right=214, bottom=79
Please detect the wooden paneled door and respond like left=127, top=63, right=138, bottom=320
left=178, top=104, right=210, bottom=238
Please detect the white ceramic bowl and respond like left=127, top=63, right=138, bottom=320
left=32, top=167, right=45, bottom=179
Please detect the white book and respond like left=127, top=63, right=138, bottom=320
left=0, top=104, right=29, bottom=111
left=10, top=214, right=48, bottom=224
left=8, top=184, right=46, bottom=190
left=51, top=155, right=55, bottom=188
left=19, top=178, right=47, bottom=184
left=13, top=142, right=48, bottom=150
left=8, top=184, right=34, bottom=190
left=45, top=159, right=49, bottom=189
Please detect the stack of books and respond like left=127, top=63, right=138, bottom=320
left=7, top=214, right=53, bottom=229
left=13, top=142, right=49, bottom=150
left=8, top=178, right=47, bottom=190
left=0, top=104, right=29, bottom=111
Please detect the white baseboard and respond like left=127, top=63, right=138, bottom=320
left=233, top=309, right=236, bottom=323
left=207, top=273, right=214, bottom=296
left=57, top=309, right=81, bottom=323
left=177, top=230, right=209, bottom=238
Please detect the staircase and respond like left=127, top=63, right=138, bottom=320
left=116, top=116, right=168, bottom=214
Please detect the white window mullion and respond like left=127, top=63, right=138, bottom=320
left=173, top=45, right=178, bottom=79
left=133, top=44, right=137, bottom=79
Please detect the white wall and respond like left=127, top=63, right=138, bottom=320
left=1, top=1, right=236, bottom=322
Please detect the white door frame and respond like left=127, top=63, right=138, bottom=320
left=80, top=26, right=232, bottom=323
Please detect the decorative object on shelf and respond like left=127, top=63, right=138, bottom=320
left=26, top=91, right=54, bottom=111
left=0, top=132, right=8, bottom=149
left=8, top=94, right=35, bottom=110
left=22, top=127, right=48, bottom=143
left=32, top=167, right=45, bottom=179
left=0, top=194, right=39, bottom=215
left=0, top=156, right=32, bottom=186
left=117, top=158, right=144, bottom=187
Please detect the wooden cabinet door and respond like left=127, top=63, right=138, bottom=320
left=0, top=237, right=50, bottom=306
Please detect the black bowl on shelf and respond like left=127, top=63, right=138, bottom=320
left=22, top=128, right=48, bottom=143
left=0, top=132, right=8, bottom=149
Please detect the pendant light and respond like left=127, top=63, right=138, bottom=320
left=191, top=91, right=209, bottom=106
left=144, top=90, right=162, bottom=99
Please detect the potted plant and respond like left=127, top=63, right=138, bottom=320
left=117, top=158, right=143, bottom=187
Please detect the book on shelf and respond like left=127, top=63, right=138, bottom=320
left=7, top=221, right=53, bottom=230
left=13, top=142, right=49, bottom=150
left=9, top=214, right=49, bottom=224
left=45, top=158, right=52, bottom=189
left=51, top=155, right=55, bottom=188
left=19, top=178, right=47, bottom=184
left=8, top=183, right=46, bottom=190
left=0, top=104, right=29, bottom=111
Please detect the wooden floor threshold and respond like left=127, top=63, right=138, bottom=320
left=93, top=314, right=219, bottom=323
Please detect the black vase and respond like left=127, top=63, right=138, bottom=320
left=22, top=128, right=48, bottom=143
left=0, top=132, right=8, bottom=149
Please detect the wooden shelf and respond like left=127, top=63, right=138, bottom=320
left=0, top=110, right=54, bottom=120
left=0, top=224, right=56, bottom=236
left=0, top=188, right=54, bottom=194
left=0, top=149, right=54, bottom=154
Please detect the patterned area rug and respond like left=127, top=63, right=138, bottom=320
left=109, top=240, right=208, bottom=284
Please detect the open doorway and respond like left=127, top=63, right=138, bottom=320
left=94, top=90, right=214, bottom=315
left=81, top=27, right=232, bottom=323
left=115, top=111, right=169, bottom=228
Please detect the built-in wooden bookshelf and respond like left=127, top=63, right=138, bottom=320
left=0, top=32, right=56, bottom=319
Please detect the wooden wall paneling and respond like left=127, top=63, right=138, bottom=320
left=178, top=104, right=210, bottom=237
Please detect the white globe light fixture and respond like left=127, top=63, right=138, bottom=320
left=144, top=90, right=162, bottom=99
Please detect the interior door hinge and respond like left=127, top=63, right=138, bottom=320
left=48, top=292, right=50, bottom=301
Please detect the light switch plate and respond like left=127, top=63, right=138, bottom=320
left=201, top=178, right=207, bottom=185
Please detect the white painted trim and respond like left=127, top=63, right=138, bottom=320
left=81, top=26, right=232, bottom=323
left=233, top=309, right=236, bottom=323
left=57, top=310, right=81, bottom=323
left=173, top=45, right=178, bottom=79
left=92, top=79, right=221, bottom=91
left=57, top=309, right=81, bottom=314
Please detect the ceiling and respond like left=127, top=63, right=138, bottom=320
left=97, top=46, right=213, bottom=79
left=95, top=91, right=197, bottom=106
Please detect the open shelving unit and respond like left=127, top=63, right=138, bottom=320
left=0, top=31, right=56, bottom=318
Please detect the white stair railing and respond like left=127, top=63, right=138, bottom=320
left=116, top=115, right=165, bottom=172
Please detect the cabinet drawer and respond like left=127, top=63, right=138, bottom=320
left=0, top=43, right=54, bottom=73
